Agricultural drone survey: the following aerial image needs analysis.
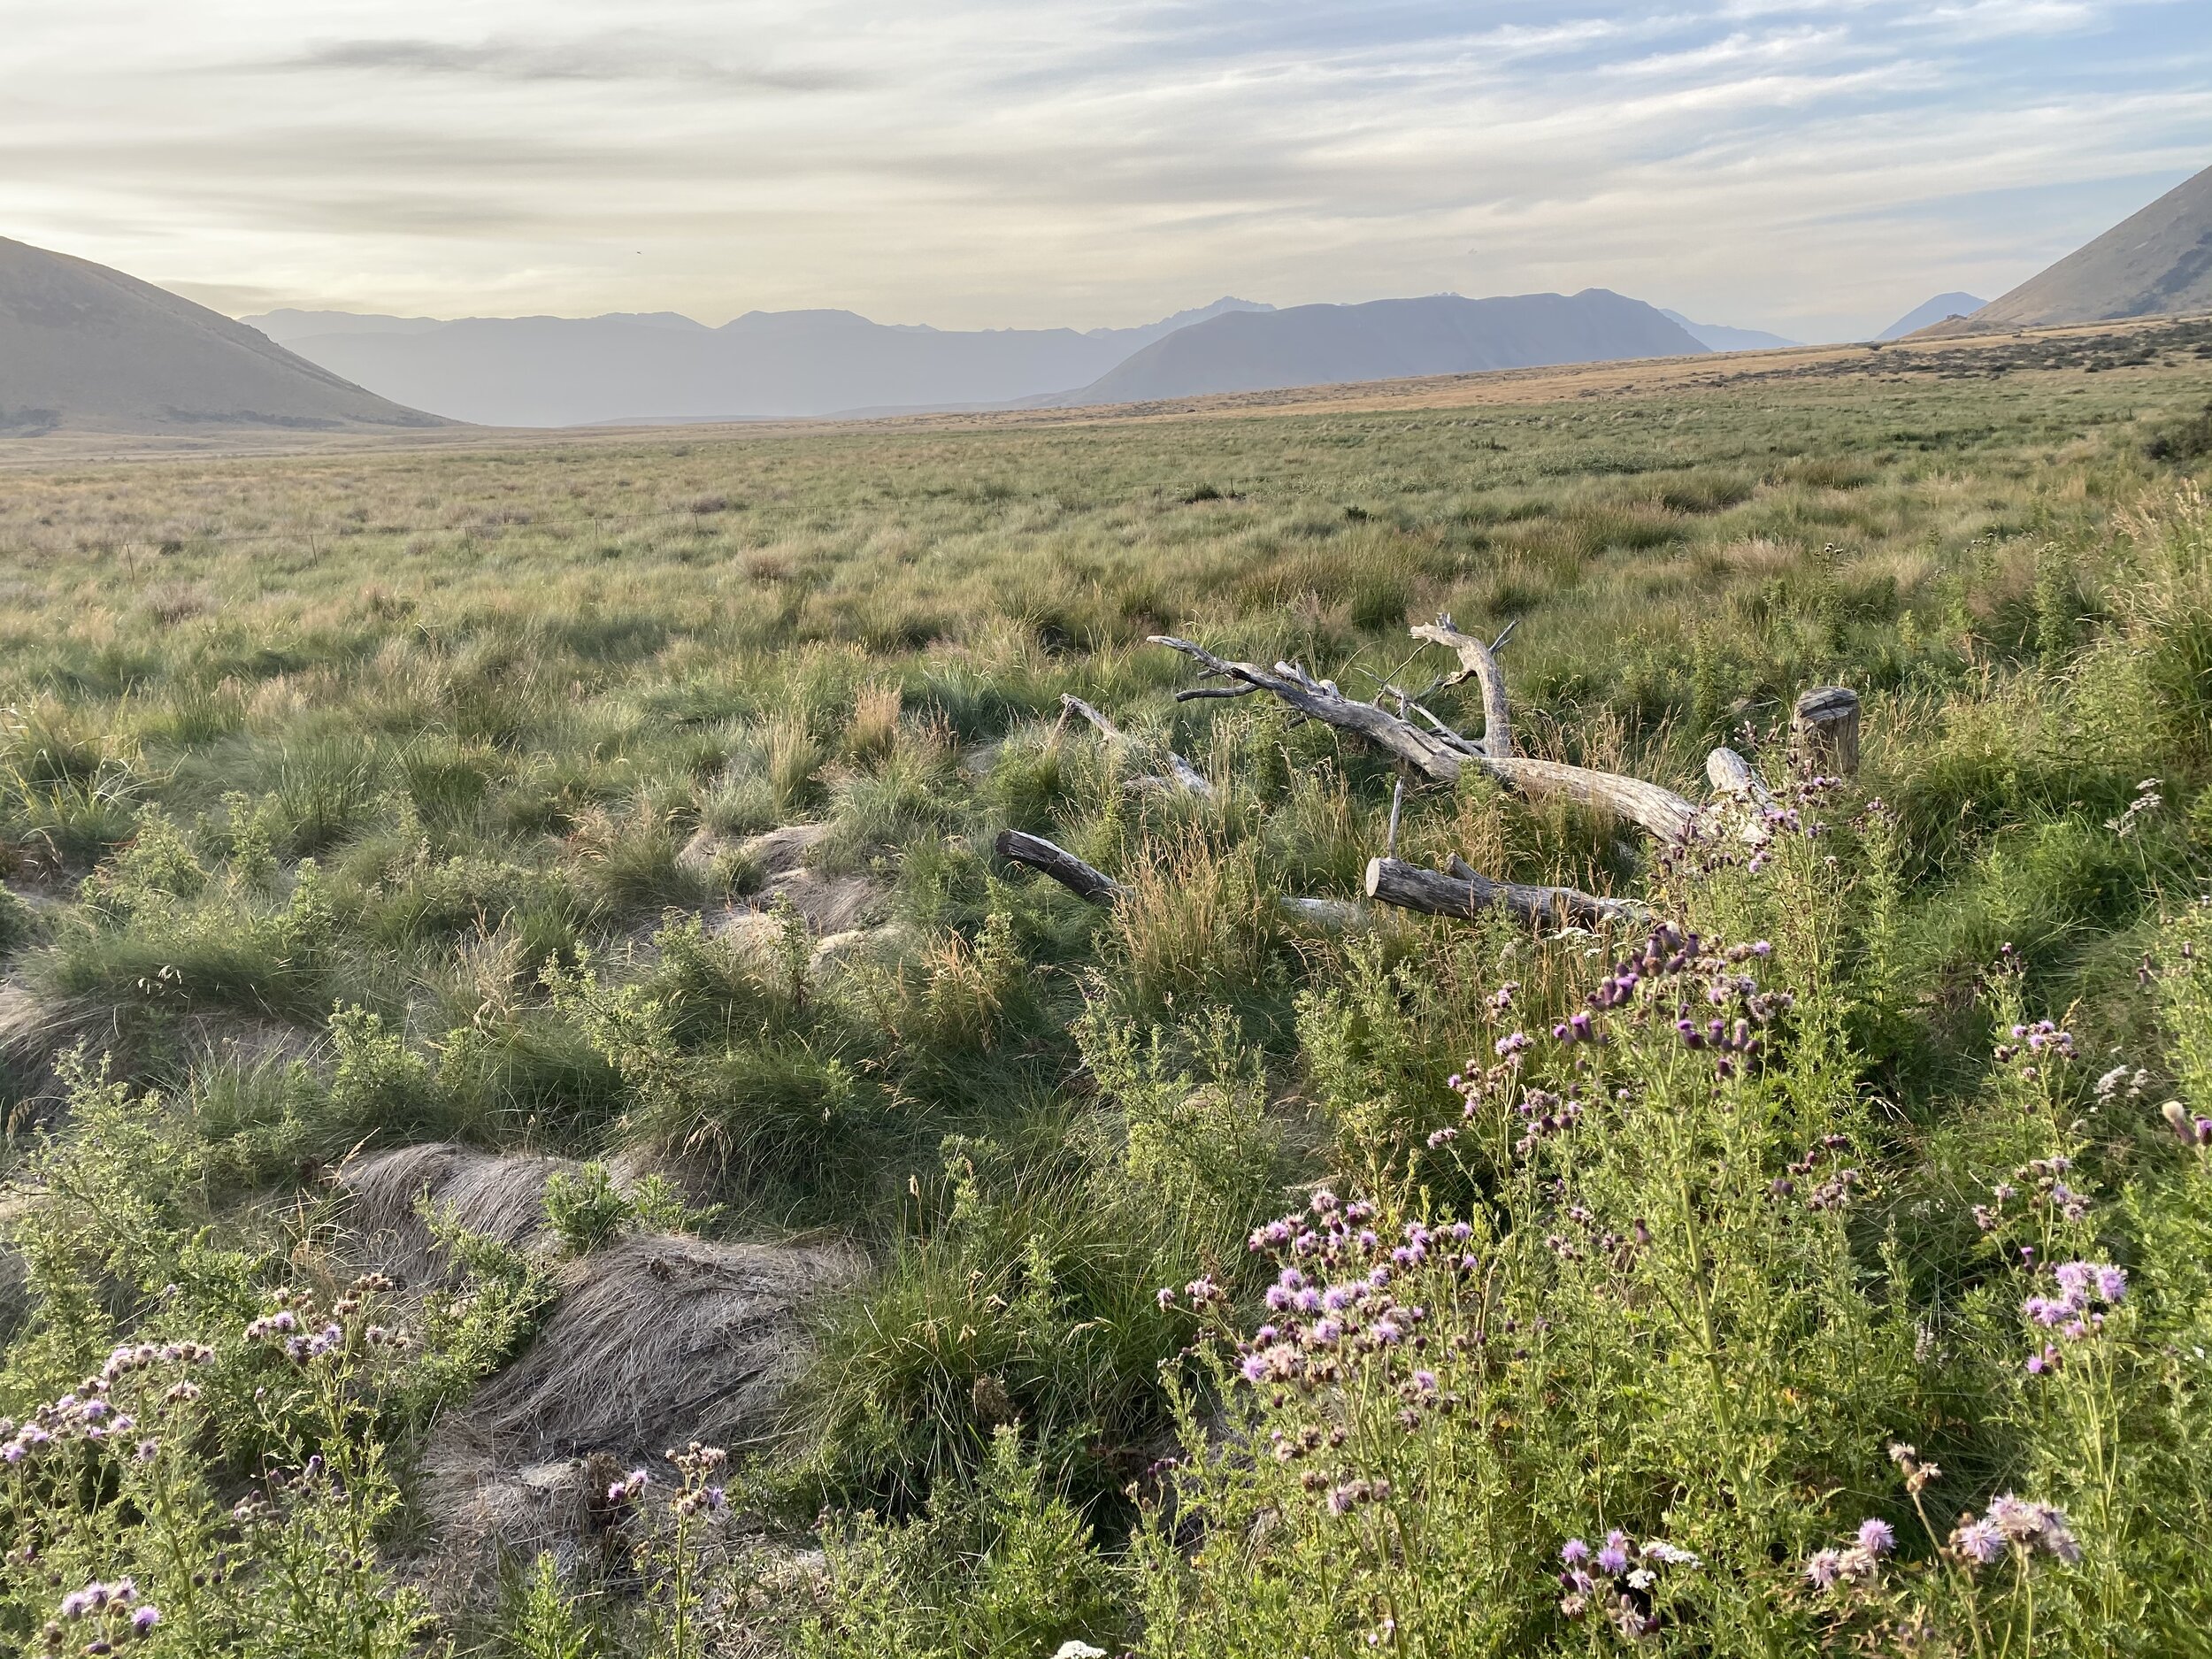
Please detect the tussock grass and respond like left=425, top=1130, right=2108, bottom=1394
left=0, top=352, right=2209, bottom=1655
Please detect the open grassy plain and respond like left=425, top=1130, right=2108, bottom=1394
left=1, top=325, right=2210, bottom=1656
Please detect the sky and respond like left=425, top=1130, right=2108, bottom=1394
left=3, top=0, right=2208, bottom=342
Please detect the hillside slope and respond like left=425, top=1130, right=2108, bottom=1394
left=1060, top=290, right=1705, bottom=404
left=248, top=299, right=1277, bottom=426
left=1878, top=292, right=1987, bottom=340
left=0, top=236, right=445, bottom=435
left=1971, top=164, right=2212, bottom=327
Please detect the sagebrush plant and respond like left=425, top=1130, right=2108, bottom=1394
left=0, top=352, right=2207, bottom=1655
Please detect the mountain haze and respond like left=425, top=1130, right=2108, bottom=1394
left=246, top=299, right=1278, bottom=426
left=0, top=236, right=446, bottom=436
left=1659, top=310, right=1799, bottom=351
left=1057, top=290, right=1706, bottom=405
left=1878, top=293, right=1988, bottom=340
left=1968, top=164, right=2212, bottom=329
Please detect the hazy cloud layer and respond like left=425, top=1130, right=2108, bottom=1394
left=4, top=0, right=2207, bottom=339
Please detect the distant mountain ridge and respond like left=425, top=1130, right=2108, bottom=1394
left=1878, top=293, right=1988, bottom=340
left=1955, top=164, right=2212, bottom=331
left=1658, top=310, right=1798, bottom=352
left=244, top=298, right=1279, bottom=426
left=0, top=236, right=445, bottom=436
left=248, top=290, right=1739, bottom=425
left=1051, top=290, right=1707, bottom=406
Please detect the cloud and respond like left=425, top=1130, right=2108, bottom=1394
left=272, top=33, right=855, bottom=91
left=0, top=0, right=2205, bottom=340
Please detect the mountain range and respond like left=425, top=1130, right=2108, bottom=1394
left=1659, top=310, right=1798, bottom=351
left=0, top=234, right=443, bottom=436
left=1048, top=291, right=1705, bottom=406
left=12, top=157, right=2209, bottom=440
left=244, top=291, right=1711, bottom=426
left=244, top=298, right=1278, bottom=426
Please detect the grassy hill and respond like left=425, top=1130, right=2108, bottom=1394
left=0, top=324, right=2207, bottom=1656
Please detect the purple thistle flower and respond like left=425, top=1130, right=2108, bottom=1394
left=1560, top=1538, right=1590, bottom=1565
left=1804, top=1548, right=1843, bottom=1589
left=1156, top=1287, right=1175, bottom=1310
left=2093, top=1264, right=2128, bottom=1303
left=1987, top=1494, right=2046, bottom=1542
left=1953, top=1517, right=2006, bottom=1565
left=132, top=1606, right=161, bottom=1636
left=1239, top=1353, right=1269, bottom=1383
left=1857, top=1518, right=1895, bottom=1557
left=1594, top=1537, right=1630, bottom=1576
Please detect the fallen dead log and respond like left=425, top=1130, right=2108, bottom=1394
left=994, top=829, right=1124, bottom=904
left=1702, top=746, right=1778, bottom=843
left=1058, top=694, right=1213, bottom=797
left=1279, top=895, right=1368, bottom=929
left=995, top=829, right=1364, bottom=926
left=1366, top=856, right=1646, bottom=929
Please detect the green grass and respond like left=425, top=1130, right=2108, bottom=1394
left=0, top=338, right=2209, bottom=1657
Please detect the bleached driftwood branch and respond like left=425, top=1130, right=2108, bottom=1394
left=995, top=828, right=1364, bottom=927
left=1059, top=694, right=1213, bottom=797
left=1701, top=745, right=1781, bottom=843
left=1148, top=634, right=1702, bottom=841
left=1366, top=856, right=1647, bottom=929
left=1409, top=613, right=1511, bottom=759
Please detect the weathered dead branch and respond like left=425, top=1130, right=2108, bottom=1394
left=1409, top=613, right=1511, bottom=758
left=1148, top=634, right=1702, bottom=841
left=1148, top=636, right=1468, bottom=779
left=1702, top=745, right=1778, bottom=841
left=1058, top=693, right=1212, bottom=796
left=995, top=829, right=1364, bottom=927
left=995, top=829, right=1124, bottom=904
left=1366, top=856, right=1646, bottom=929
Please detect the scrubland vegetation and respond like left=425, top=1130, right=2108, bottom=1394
left=0, top=348, right=2209, bottom=1656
